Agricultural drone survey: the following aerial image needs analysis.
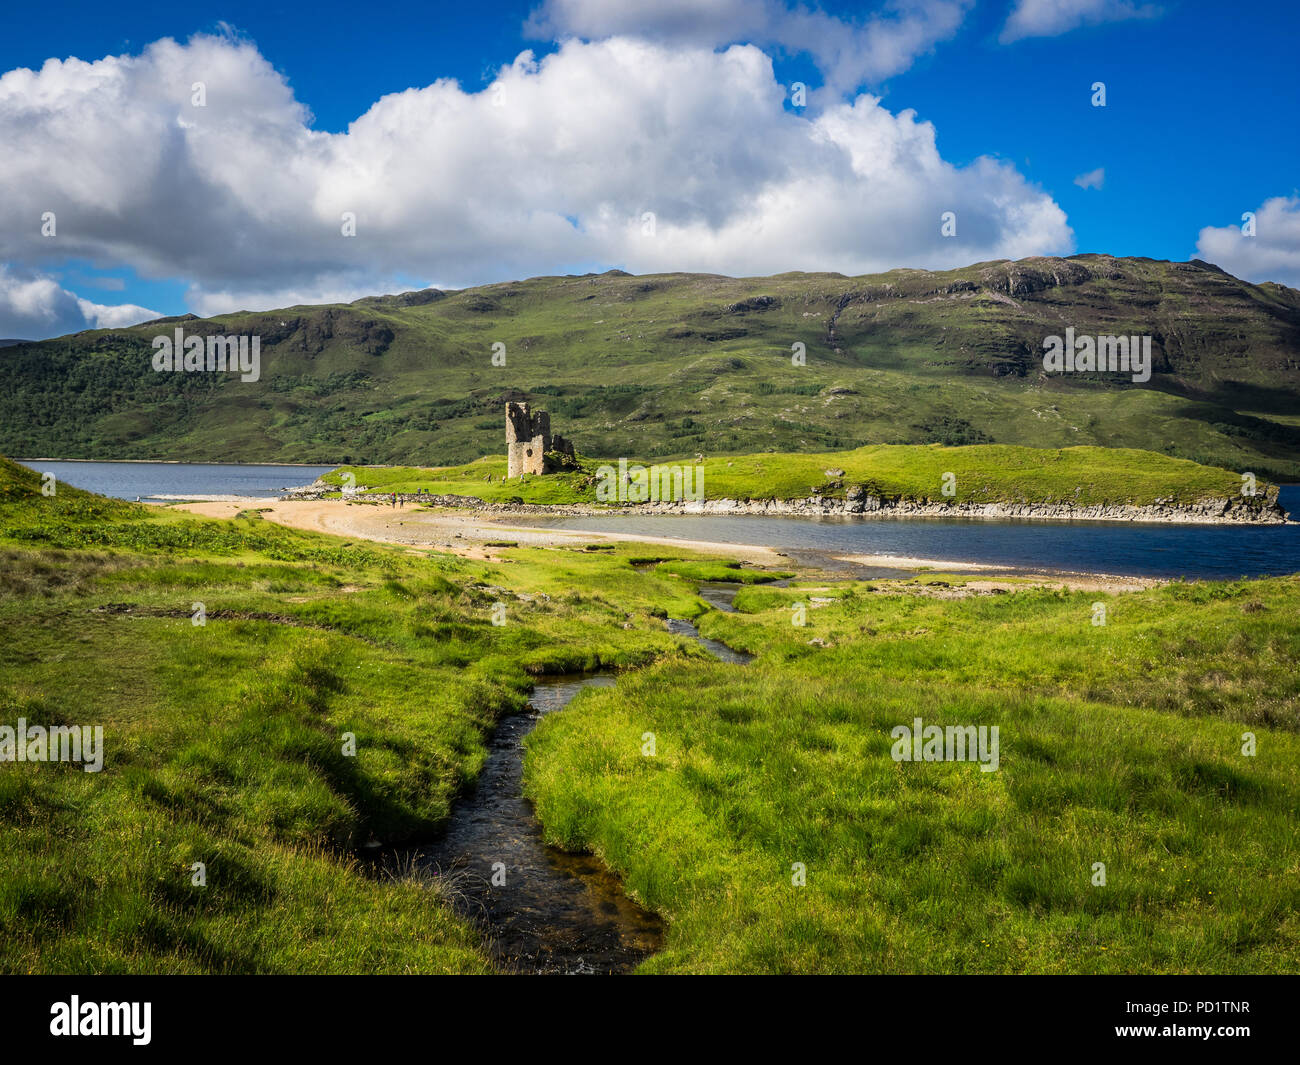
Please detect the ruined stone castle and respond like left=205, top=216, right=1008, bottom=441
left=505, top=402, right=576, bottom=478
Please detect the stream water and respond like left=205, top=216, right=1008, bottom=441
left=524, top=484, right=1300, bottom=581
left=390, top=594, right=746, bottom=974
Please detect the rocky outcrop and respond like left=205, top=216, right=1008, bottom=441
left=623, top=490, right=1288, bottom=524
left=724, top=295, right=780, bottom=313
left=283, top=480, right=1288, bottom=524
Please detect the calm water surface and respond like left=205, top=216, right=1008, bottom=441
left=19, top=461, right=1298, bottom=579
left=16, top=460, right=334, bottom=501
left=527, top=486, right=1300, bottom=580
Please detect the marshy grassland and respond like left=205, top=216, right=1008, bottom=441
left=0, top=456, right=710, bottom=972
left=1, top=454, right=1297, bottom=973
left=527, top=574, right=1300, bottom=973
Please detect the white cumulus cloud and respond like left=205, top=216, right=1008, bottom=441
left=1195, top=196, right=1300, bottom=290
left=526, top=0, right=975, bottom=93
left=1001, top=0, right=1160, bottom=43
left=1073, top=167, right=1105, bottom=190
left=0, top=31, right=1072, bottom=327
left=0, top=268, right=160, bottom=339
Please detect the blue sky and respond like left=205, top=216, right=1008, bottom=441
left=0, top=0, right=1296, bottom=337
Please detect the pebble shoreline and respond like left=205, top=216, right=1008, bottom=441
left=283, top=481, right=1288, bottom=525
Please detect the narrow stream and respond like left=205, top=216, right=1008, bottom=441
left=389, top=583, right=749, bottom=974
left=666, top=586, right=753, bottom=664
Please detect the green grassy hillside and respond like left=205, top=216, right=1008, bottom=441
left=3, top=255, right=1300, bottom=478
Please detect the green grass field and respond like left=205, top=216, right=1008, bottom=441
left=525, top=576, right=1300, bottom=972
left=2, top=454, right=1297, bottom=973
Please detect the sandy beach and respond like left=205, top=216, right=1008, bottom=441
left=165, top=497, right=1161, bottom=592
left=167, top=497, right=788, bottom=563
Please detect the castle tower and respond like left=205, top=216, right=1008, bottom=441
left=506, top=401, right=549, bottom=478
left=505, top=401, right=576, bottom=478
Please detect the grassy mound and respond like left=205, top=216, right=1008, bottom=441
left=323, top=443, right=1274, bottom=510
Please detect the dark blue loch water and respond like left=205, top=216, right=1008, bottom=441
left=18, top=461, right=1298, bottom=579
left=15, top=460, right=335, bottom=501
left=528, top=486, right=1300, bottom=580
